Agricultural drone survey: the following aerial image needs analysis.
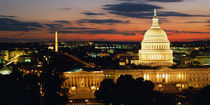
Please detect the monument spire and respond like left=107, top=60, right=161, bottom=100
left=55, top=31, right=58, bottom=52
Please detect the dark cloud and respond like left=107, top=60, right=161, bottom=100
left=57, top=29, right=135, bottom=36
left=165, top=30, right=210, bottom=34
left=45, top=23, right=63, bottom=31
left=158, top=11, right=205, bottom=17
left=185, top=21, right=206, bottom=23
left=64, top=27, right=96, bottom=30
left=185, top=20, right=210, bottom=24
left=147, top=0, right=183, bottom=2
left=0, top=15, right=16, bottom=18
left=103, top=3, right=161, bottom=18
left=103, top=3, right=206, bottom=18
left=46, top=21, right=97, bottom=31
left=46, top=22, right=139, bottom=35
left=0, top=18, right=43, bottom=31
left=119, top=0, right=183, bottom=2
left=158, top=18, right=169, bottom=23
left=46, top=20, right=72, bottom=31
left=82, top=11, right=105, bottom=16
left=59, top=7, right=71, bottom=10
left=178, top=20, right=210, bottom=28
left=47, top=19, right=132, bottom=35
left=78, top=19, right=130, bottom=24
left=104, top=3, right=162, bottom=13
left=54, top=20, right=71, bottom=24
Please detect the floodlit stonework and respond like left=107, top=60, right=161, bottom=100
left=136, top=9, right=173, bottom=66
left=63, top=69, right=103, bottom=99
left=63, top=68, right=210, bottom=99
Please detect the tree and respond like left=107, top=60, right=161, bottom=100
left=0, top=75, right=25, bottom=105
left=115, top=75, right=139, bottom=105
left=40, top=53, right=69, bottom=105
left=0, top=62, right=3, bottom=69
left=95, top=79, right=116, bottom=105
left=192, top=85, right=210, bottom=105
left=24, top=74, right=41, bottom=105
left=95, top=75, right=155, bottom=105
left=152, top=91, right=174, bottom=105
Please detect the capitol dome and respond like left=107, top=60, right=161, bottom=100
left=143, top=28, right=169, bottom=43
left=136, top=9, right=173, bottom=66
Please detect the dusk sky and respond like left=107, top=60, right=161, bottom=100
left=1, top=0, right=210, bottom=42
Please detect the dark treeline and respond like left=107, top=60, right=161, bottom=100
left=0, top=69, right=41, bottom=105
left=0, top=53, right=69, bottom=105
left=40, top=53, right=69, bottom=105
left=95, top=75, right=210, bottom=105
left=191, top=86, right=210, bottom=105
left=95, top=75, right=167, bottom=105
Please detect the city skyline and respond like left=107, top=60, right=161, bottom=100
left=1, top=0, right=210, bottom=42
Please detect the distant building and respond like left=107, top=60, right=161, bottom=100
left=88, top=52, right=110, bottom=58
left=116, top=53, right=134, bottom=65
left=0, top=50, right=24, bottom=65
left=18, top=54, right=40, bottom=64
left=193, top=49, right=210, bottom=66
left=0, top=67, right=12, bottom=75
left=193, top=56, right=210, bottom=66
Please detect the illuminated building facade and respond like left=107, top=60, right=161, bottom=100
left=63, top=67, right=210, bottom=99
left=136, top=9, right=173, bottom=66
left=0, top=50, right=24, bottom=65
left=63, top=69, right=103, bottom=99
left=0, top=67, right=12, bottom=75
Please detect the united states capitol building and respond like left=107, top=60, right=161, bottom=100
left=62, top=9, right=210, bottom=99
left=134, top=9, right=173, bottom=66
